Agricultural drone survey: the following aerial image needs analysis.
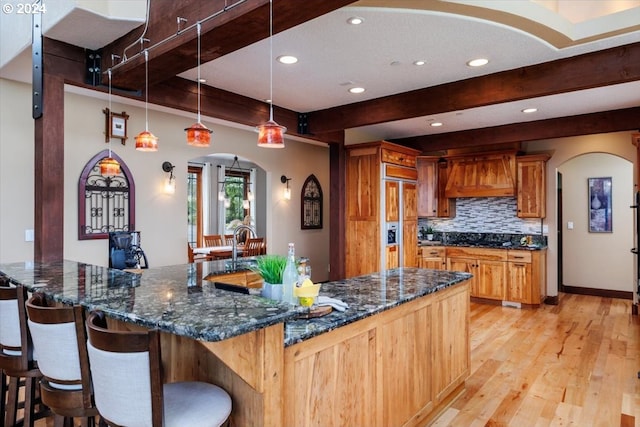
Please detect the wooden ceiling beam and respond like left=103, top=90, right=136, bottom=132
left=104, top=0, right=356, bottom=90
left=305, top=41, right=640, bottom=134
left=395, top=107, right=640, bottom=153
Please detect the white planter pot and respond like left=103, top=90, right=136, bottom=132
left=261, top=282, right=283, bottom=301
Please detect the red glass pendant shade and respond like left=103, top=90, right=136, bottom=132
left=100, top=157, right=120, bottom=176
left=256, top=120, right=286, bottom=148
left=135, top=130, right=158, bottom=152
left=185, top=122, right=212, bottom=147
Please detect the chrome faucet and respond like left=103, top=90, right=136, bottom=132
left=232, top=225, right=256, bottom=263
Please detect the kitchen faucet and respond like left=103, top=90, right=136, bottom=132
left=232, top=225, right=256, bottom=263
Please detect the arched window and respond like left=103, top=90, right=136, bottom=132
left=78, top=150, right=135, bottom=240
left=301, top=174, right=323, bottom=229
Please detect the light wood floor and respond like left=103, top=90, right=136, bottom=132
left=433, top=293, right=640, bottom=427
left=29, top=293, right=640, bottom=427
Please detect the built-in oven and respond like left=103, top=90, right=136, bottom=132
left=387, top=223, right=398, bottom=245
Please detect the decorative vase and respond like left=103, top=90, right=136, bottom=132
left=427, top=234, right=434, bottom=241
left=261, top=282, right=283, bottom=301
left=591, top=195, right=601, bottom=210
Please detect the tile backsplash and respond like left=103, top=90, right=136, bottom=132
left=419, top=197, right=544, bottom=235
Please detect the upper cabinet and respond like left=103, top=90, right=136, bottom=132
left=417, top=157, right=455, bottom=218
left=516, top=154, right=550, bottom=218
left=444, top=153, right=516, bottom=198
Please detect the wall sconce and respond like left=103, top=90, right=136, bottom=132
left=162, top=161, right=175, bottom=194
left=281, top=175, right=291, bottom=200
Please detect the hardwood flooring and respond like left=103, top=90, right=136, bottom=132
left=28, top=293, right=640, bottom=426
left=433, top=293, right=640, bottom=427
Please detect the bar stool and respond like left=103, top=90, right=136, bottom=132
left=26, top=292, right=102, bottom=427
left=0, top=282, right=48, bottom=427
left=85, top=311, right=232, bottom=427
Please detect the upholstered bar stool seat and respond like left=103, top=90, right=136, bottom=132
left=26, top=292, right=102, bottom=427
left=0, top=282, right=48, bottom=427
left=86, top=311, right=232, bottom=427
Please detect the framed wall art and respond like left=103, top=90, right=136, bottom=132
left=104, top=108, right=129, bottom=144
left=301, top=174, right=323, bottom=229
left=588, top=176, right=612, bottom=233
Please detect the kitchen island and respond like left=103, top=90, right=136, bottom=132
left=0, top=258, right=471, bottom=426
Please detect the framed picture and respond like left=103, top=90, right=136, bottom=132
left=104, top=108, right=129, bottom=144
left=588, top=177, right=612, bottom=233
left=301, top=174, right=323, bottom=229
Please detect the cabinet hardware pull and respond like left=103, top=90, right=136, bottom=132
left=513, top=256, right=524, bottom=259
left=514, top=263, right=526, bottom=267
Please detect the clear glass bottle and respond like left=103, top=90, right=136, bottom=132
left=282, top=243, right=297, bottom=305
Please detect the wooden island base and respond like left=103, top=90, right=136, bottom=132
left=149, top=281, right=470, bottom=427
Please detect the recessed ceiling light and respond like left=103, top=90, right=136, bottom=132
left=430, top=122, right=443, bottom=127
left=347, top=17, right=364, bottom=25
left=277, top=55, right=298, bottom=65
left=521, top=107, right=538, bottom=113
left=467, top=58, right=489, bottom=67
left=413, top=60, right=426, bottom=66
left=349, top=87, right=366, bottom=94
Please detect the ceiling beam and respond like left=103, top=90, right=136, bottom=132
left=104, top=0, right=357, bottom=90
left=395, top=106, right=640, bottom=153
left=305, top=41, right=640, bottom=134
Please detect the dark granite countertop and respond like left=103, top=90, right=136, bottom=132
left=418, top=232, right=547, bottom=251
left=0, top=259, right=471, bottom=347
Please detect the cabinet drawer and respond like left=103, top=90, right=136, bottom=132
left=381, top=148, right=416, bottom=168
left=385, top=164, right=418, bottom=180
left=507, top=251, right=532, bottom=263
left=420, top=247, right=445, bottom=258
left=446, top=247, right=508, bottom=261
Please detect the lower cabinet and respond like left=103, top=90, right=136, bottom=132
left=386, top=245, right=399, bottom=269
left=446, top=247, right=507, bottom=301
left=418, top=246, right=446, bottom=270
left=284, top=282, right=470, bottom=427
left=445, top=247, right=546, bottom=306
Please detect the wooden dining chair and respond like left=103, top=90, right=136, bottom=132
left=203, top=234, right=224, bottom=247
left=188, top=242, right=213, bottom=263
left=26, top=293, right=102, bottom=427
left=86, top=311, right=232, bottom=427
left=0, top=282, right=49, bottom=427
left=223, top=234, right=235, bottom=246
left=244, top=237, right=265, bottom=256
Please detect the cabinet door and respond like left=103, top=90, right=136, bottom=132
left=347, top=149, right=379, bottom=220
left=476, top=259, right=507, bottom=300
left=517, top=156, right=547, bottom=218
left=385, top=181, right=399, bottom=222
left=420, top=247, right=446, bottom=270
left=447, top=257, right=477, bottom=296
left=417, top=158, right=437, bottom=217
left=386, top=245, right=399, bottom=269
left=507, top=261, right=531, bottom=302
left=437, top=161, right=456, bottom=217
left=403, top=220, right=418, bottom=267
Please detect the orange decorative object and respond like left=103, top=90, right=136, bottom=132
left=135, top=130, right=158, bottom=152
left=256, top=120, right=286, bottom=148
left=99, top=157, right=120, bottom=176
left=185, top=122, right=212, bottom=147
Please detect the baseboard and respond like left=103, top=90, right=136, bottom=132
left=561, top=285, right=633, bottom=300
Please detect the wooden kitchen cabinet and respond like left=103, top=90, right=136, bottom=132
left=444, top=153, right=516, bottom=198
left=446, top=247, right=508, bottom=301
left=517, top=154, right=550, bottom=218
left=418, top=246, right=446, bottom=270
left=386, top=245, right=399, bottom=269
left=403, top=182, right=419, bottom=267
left=417, top=157, right=456, bottom=218
left=346, top=141, right=421, bottom=277
left=506, top=249, right=547, bottom=305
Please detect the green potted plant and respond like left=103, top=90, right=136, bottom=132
left=251, top=255, right=286, bottom=300
left=425, top=225, right=435, bottom=241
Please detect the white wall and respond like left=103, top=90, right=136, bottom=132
left=523, top=132, right=637, bottom=297
left=0, top=79, right=332, bottom=282
left=559, top=153, right=634, bottom=291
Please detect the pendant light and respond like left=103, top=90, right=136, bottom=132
left=100, top=69, right=121, bottom=176
left=135, top=49, right=158, bottom=151
left=185, top=22, right=212, bottom=147
left=256, top=0, right=286, bottom=148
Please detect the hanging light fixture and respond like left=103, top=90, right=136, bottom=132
left=256, top=0, right=286, bottom=148
left=135, top=49, right=158, bottom=151
left=185, top=22, right=212, bottom=147
left=100, top=69, right=121, bottom=176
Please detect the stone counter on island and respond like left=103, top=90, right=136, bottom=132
left=0, top=258, right=472, bottom=426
